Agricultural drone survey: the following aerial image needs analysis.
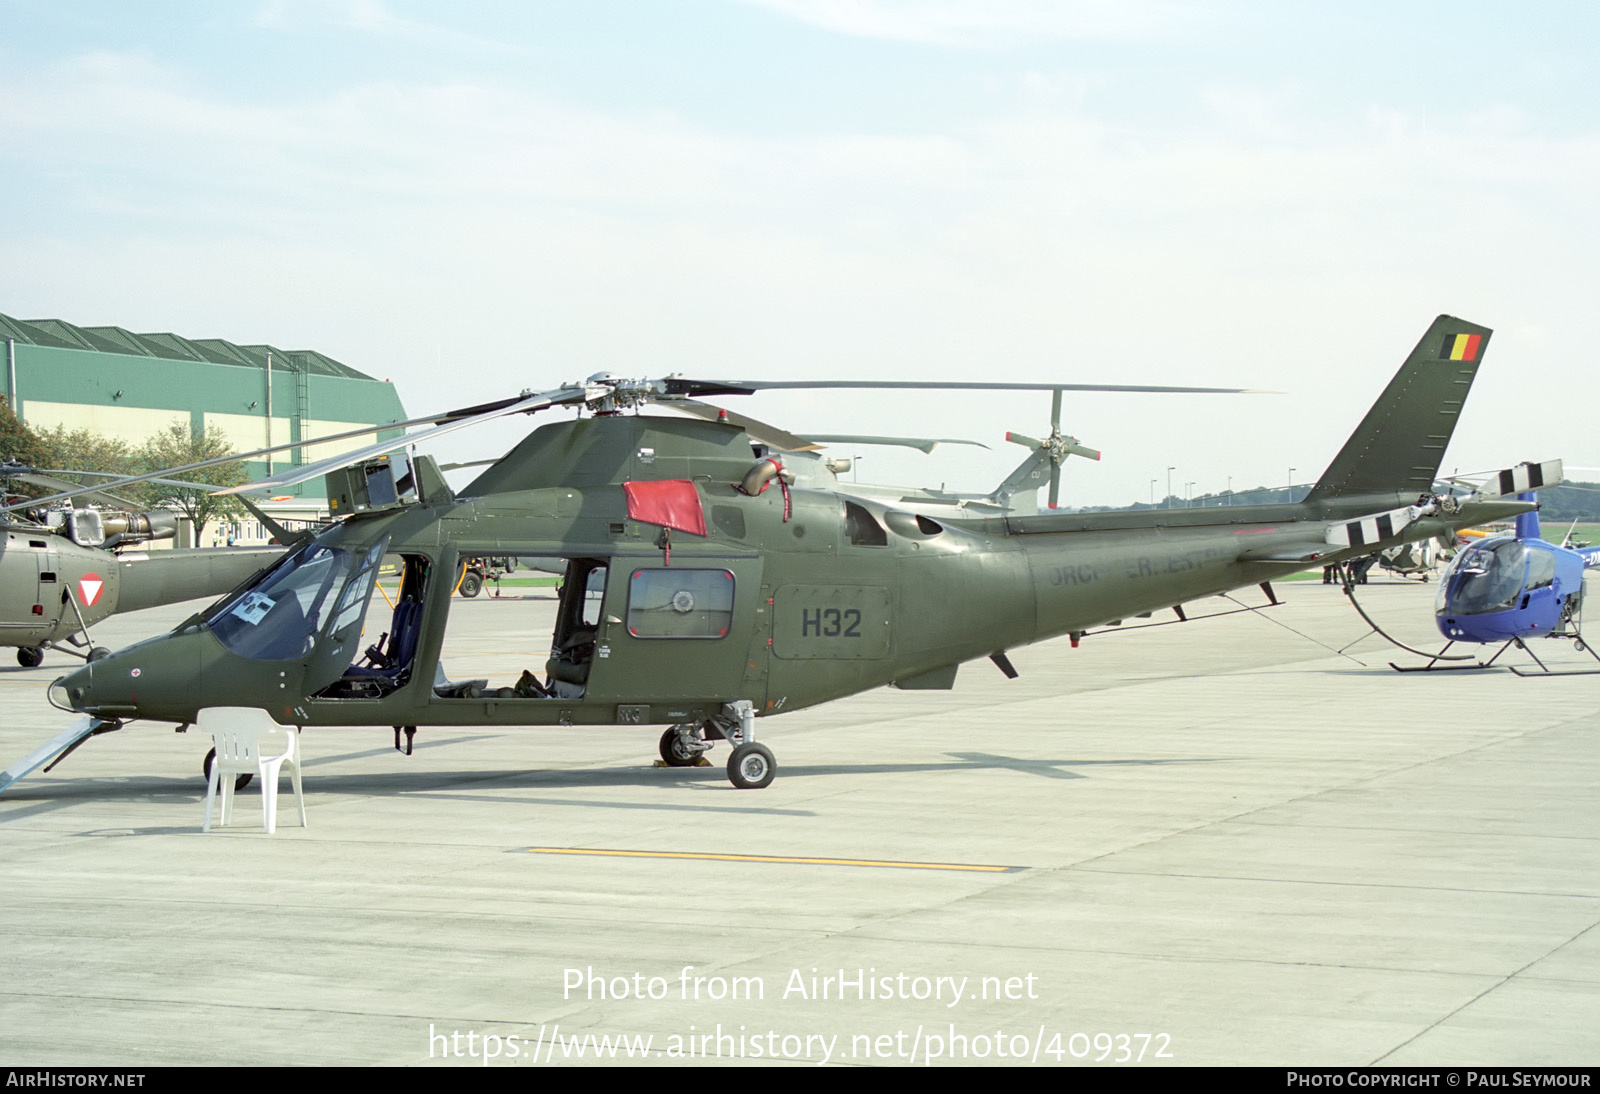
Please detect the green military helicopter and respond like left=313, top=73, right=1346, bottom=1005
left=0, top=465, right=284, bottom=667
left=9, top=315, right=1542, bottom=792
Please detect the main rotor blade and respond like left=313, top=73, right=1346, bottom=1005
left=215, top=388, right=582, bottom=495
left=669, top=402, right=988, bottom=454
left=804, top=435, right=990, bottom=454
left=0, top=390, right=580, bottom=514
left=666, top=400, right=821, bottom=451
left=7, top=473, right=138, bottom=509
left=696, top=379, right=1262, bottom=395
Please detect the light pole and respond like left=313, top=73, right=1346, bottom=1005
left=1288, top=466, right=1296, bottom=502
left=1226, top=475, right=1232, bottom=506
left=1186, top=481, right=1195, bottom=508
left=1167, top=467, right=1174, bottom=509
left=1150, top=479, right=1157, bottom=506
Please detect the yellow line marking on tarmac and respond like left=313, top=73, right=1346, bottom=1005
left=524, top=847, right=1020, bottom=872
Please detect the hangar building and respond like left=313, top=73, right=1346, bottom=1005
left=0, top=312, right=409, bottom=544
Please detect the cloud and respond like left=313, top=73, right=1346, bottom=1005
left=251, top=0, right=525, bottom=54
left=732, top=0, right=1209, bottom=46
left=4, top=46, right=1598, bottom=502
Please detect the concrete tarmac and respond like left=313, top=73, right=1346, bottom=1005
left=1, top=577, right=1596, bottom=1067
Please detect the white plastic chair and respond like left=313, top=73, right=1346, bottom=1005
left=200, top=707, right=306, bottom=834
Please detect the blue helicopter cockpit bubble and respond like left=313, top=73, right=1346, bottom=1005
left=1437, top=535, right=1528, bottom=617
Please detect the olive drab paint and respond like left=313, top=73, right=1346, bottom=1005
left=41, top=316, right=1544, bottom=789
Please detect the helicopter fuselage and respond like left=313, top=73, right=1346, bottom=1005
left=1434, top=533, right=1590, bottom=644
left=51, top=415, right=1531, bottom=731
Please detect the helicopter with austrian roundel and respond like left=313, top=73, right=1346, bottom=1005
left=0, top=463, right=285, bottom=668
left=0, top=314, right=1551, bottom=794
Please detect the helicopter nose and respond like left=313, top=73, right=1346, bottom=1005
left=46, top=648, right=138, bottom=717
left=45, top=635, right=208, bottom=721
left=49, top=665, right=93, bottom=713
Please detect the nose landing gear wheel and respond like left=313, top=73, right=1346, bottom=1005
left=17, top=647, right=43, bottom=668
left=727, top=742, right=776, bottom=790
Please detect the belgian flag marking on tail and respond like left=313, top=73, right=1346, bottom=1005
left=1440, top=332, right=1483, bottom=362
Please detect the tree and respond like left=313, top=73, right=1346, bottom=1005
left=37, top=424, right=136, bottom=475
left=35, top=424, right=148, bottom=507
left=137, top=422, right=248, bottom=546
left=0, top=398, right=52, bottom=470
left=0, top=399, right=55, bottom=503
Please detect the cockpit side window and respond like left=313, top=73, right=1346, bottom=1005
left=210, top=543, right=353, bottom=660
left=1526, top=549, right=1556, bottom=590
left=330, top=539, right=387, bottom=643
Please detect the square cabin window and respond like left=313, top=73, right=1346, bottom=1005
left=628, top=569, right=735, bottom=639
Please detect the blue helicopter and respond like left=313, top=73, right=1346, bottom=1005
left=1362, top=462, right=1600, bottom=674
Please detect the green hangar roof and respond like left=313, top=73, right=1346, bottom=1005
left=0, top=313, right=378, bottom=380
left=1, top=311, right=408, bottom=508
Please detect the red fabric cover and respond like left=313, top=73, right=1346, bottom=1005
left=623, top=479, right=707, bottom=536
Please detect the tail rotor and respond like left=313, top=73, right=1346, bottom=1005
left=1005, top=390, right=1101, bottom=510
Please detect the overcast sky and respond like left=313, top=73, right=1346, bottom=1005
left=3, top=1, right=1596, bottom=506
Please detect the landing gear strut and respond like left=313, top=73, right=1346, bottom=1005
left=656, top=702, right=778, bottom=787
left=712, top=700, right=777, bottom=790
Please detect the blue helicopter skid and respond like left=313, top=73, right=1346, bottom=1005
left=1506, top=638, right=1600, bottom=677
left=1388, top=636, right=1521, bottom=673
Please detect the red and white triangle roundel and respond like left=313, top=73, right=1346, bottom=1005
left=78, top=573, right=105, bottom=608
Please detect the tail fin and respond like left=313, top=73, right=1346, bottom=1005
left=1514, top=493, right=1541, bottom=541
left=1304, top=315, right=1490, bottom=504
left=987, top=447, right=1052, bottom=510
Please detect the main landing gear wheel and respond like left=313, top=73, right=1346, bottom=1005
left=659, top=727, right=701, bottom=767
left=459, top=571, right=483, bottom=598
left=203, top=748, right=254, bottom=792
left=727, top=742, right=776, bottom=790
left=87, top=647, right=111, bottom=662
left=17, top=647, right=43, bottom=668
